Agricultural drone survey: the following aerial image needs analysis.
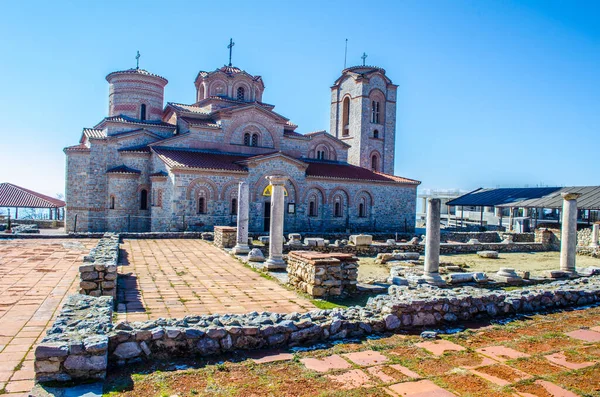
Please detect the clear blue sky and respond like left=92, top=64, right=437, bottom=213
left=0, top=0, right=598, bottom=198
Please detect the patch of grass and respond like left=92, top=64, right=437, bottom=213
left=179, top=297, right=190, bottom=304
left=176, top=270, right=186, bottom=276
left=311, top=299, right=346, bottom=310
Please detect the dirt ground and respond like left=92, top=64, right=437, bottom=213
left=358, top=252, right=600, bottom=281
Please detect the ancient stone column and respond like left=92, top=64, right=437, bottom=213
left=591, top=223, right=599, bottom=247
left=265, top=175, right=287, bottom=270
left=232, top=181, right=250, bottom=254
left=559, top=192, right=581, bottom=273
left=423, top=198, right=445, bottom=285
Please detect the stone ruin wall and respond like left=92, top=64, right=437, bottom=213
left=214, top=226, right=237, bottom=248
left=35, top=276, right=600, bottom=383
left=287, top=251, right=359, bottom=298
left=79, top=233, right=120, bottom=298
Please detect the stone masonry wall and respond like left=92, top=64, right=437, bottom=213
left=34, top=295, right=113, bottom=382
left=79, top=233, right=120, bottom=298
left=214, top=226, right=237, bottom=248
left=287, top=251, right=359, bottom=298
left=37, top=275, right=600, bottom=383
left=107, top=277, right=600, bottom=367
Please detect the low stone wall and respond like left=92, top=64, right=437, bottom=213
left=34, top=295, right=113, bottom=382
left=107, top=277, right=600, bottom=367
left=577, top=246, right=600, bottom=258
left=257, top=241, right=550, bottom=257
left=79, top=233, right=120, bottom=298
left=36, top=276, right=600, bottom=383
left=287, top=251, right=359, bottom=298
left=214, top=226, right=237, bottom=248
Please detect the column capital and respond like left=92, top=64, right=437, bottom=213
left=266, top=175, right=288, bottom=185
left=428, top=198, right=441, bottom=204
left=561, top=192, right=582, bottom=201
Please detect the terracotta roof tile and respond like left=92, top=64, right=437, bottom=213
left=106, top=68, right=168, bottom=84
left=106, top=165, right=141, bottom=174
left=83, top=128, right=106, bottom=139
left=0, top=183, right=65, bottom=208
left=64, top=143, right=90, bottom=152
left=179, top=117, right=220, bottom=129
left=305, top=160, right=420, bottom=184
left=153, top=147, right=249, bottom=172
left=118, top=144, right=151, bottom=153
left=283, top=130, right=309, bottom=139
left=96, top=114, right=175, bottom=129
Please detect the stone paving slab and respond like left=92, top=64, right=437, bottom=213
left=0, top=239, right=97, bottom=396
left=117, top=239, right=315, bottom=321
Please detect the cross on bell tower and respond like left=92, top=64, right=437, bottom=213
left=361, top=52, right=368, bottom=66
left=227, top=38, right=235, bottom=67
left=135, top=50, right=141, bottom=69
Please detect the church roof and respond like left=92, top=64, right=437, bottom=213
left=0, top=183, right=65, bottom=208
left=64, top=143, right=90, bottom=152
left=118, top=144, right=152, bottom=153
left=106, top=68, right=168, bottom=84
left=304, top=159, right=420, bottom=185
left=153, top=147, right=249, bottom=173
left=106, top=165, right=141, bottom=174
left=179, top=117, right=220, bottom=129
left=95, top=115, right=176, bottom=129
left=194, top=65, right=264, bottom=86
left=152, top=147, right=419, bottom=185
left=82, top=128, right=106, bottom=140
left=167, top=103, right=211, bottom=115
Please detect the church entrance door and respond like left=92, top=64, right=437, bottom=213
left=263, top=201, right=271, bottom=232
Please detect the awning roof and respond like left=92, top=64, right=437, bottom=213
left=0, top=183, right=65, bottom=208
left=446, top=187, right=561, bottom=207
left=496, top=186, right=600, bottom=210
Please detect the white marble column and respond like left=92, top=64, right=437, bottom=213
left=560, top=192, right=581, bottom=273
left=591, top=223, right=599, bottom=247
left=265, top=175, right=287, bottom=270
left=424, top=198, right=445, bottom=285
left=232, top=181, right=250, bottom=254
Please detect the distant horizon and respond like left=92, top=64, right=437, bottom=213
left=1, top=0, right=598, bottom=198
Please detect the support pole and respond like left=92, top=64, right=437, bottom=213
left=423, top=198, right=445, bottom=285
left=232, top=181, right=250, bottom=254
left=264, top=176, right=287, bottom=270
left=559, top=193, right=581, bottom=273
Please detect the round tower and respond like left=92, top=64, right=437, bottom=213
left=106, top=68, right=168, bottom=122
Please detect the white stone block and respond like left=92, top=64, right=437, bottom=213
left=350, top=234, right=373, bottom=246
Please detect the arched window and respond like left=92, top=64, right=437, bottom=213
left=334, top=201, right=342, bottom=217
left=198, top=85, right=205, bottom=101
left=373, top=129, right=379, bottom=139
left=309, top=201, right=316, bottom=217
left=317, top=150, right=325, bottom=160
left=359, top=202, right=365, bottom=217
left=371, top=155, right=379, bottom=172
left=342, top=97, right=350, bottom=136
left=237, top=87, right=245, bottom=101
left=231, top=198, right=238, bottom=215
left=140, top=104, right=147, bottom=121
left=244, top=133, right=251, bottom=146
left=197, top=193, right=207, bottom=214
left=371, top=100, right=380, bottom=124
left=140, top=189, right=148, bottom=210
left=251, top=133, right=259, bottom=147
left=109, top=196, right=115, bottom=209
left=213, top=83, right=225, bottom=96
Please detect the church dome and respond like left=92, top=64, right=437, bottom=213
left=106, top=67, right=168, bottom=122
left=194, top=65, right=265, bottom=103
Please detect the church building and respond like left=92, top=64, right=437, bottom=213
left=64, top=56, right=420, bottom=233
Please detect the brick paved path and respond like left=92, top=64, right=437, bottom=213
left=0, top=239, right=97, bottom=396
left=117, top=239, right=315, bottom=322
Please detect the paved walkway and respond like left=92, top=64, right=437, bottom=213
left=0, top=239, right=97, bottom=396
left=117, top=239, right=315, bottom=322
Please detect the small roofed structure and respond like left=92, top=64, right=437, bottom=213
left=0, top=183, right=65, bottom=220
left=446, top=186, right=600, bottom=230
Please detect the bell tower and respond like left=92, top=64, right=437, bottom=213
left=330, top=66, right=397, bottom=174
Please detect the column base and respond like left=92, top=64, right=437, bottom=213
left=231, top=244, right=250, bottom=255
left=549, top=269, right=575, bottom=278
left=423, top=272, right=446, bottom=286
left=264, top=257, right=286, bottom=270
